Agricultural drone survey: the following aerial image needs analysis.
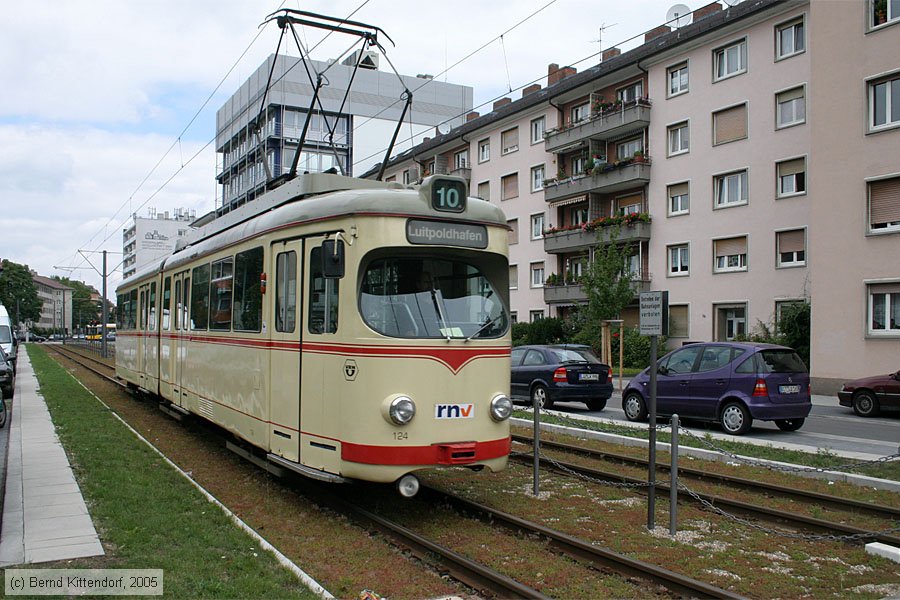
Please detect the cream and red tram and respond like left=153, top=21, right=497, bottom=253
left=116, top=174, right=512, bottom=495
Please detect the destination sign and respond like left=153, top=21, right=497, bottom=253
left=406, top=219, right=488, bottom=249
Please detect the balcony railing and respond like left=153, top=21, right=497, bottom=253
left=543, top=219, right=651, bottom=254
left=543, top=275, right=652, bottom=305
left=543, top=160, right=651, bottom=203
left=544, top=99, right=652, bottom=153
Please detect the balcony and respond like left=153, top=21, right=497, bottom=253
left=543, top=276, right=651, bottom=305
left=544, top=220, right=651, bottom=254
left=544, top=100, right=651, bottom=154
left=543, top=160, right=651, bottom=203
left=450, top=167, right=471, bottom=184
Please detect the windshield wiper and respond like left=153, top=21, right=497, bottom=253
left=430, top=289, right=452, bottom=341
left=466, top=313, right=505, bottom=341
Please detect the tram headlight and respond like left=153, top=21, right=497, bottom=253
left=489, top=394, right=513, bottom=421
left=387, top=396, right=416, bottom=425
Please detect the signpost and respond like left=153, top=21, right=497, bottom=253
left=639, top=290, right=668, bottom=530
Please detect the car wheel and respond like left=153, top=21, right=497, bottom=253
left=852, top=391, right=880, bottom=417
left=775, top=418, right=804, bottom=432
left=622, top=392, right=648, bottom=422
left=585, top=398, right=607, bottom=411
left=531, top=384, right=553, bottom=410
left=0, top=404, right=6, bottom=428
left=720, top=402, right=751, bottom=435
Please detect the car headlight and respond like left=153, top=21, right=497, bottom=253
left=490, top=394, right=512, bottom=421
left=388, top=396, right=416, bottom=425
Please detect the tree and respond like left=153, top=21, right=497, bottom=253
left=579, top=224, right=637, bottom=320
left=57, top=277, right=102, bottom=331
left=0, top=260, right=41, bottom=326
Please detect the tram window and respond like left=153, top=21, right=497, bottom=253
left=116, top=294, right=125, bottom=329
left=360, top=257, right=508, bottom=339
left=148, top=282, right=157, bottom=331
left=275, top=251, right=297, bottom=333
left=162, top=277, right=171, bottom=331
left=309, top=247, right=339, bottom=334
left=128, top=290, right=137, bottom=329
left=209, top=257, right=234, bottom=331
left=139, top=290, right=146, bottom=330
left=174, top=280, right=182, bottom=330
left=233, top=247, right=263, bottom=332
left=182, top=278, right=190, bottom=330
left=191, top=264, right=210, bottom=331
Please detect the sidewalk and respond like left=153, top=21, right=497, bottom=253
left=0, top=349, right=104, bottom=565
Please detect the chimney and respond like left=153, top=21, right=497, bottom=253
left=548, top=63, right=577, bottom=86
left=493, top=98, right=512, bottom=111
left=645, top=25, right=671, bottom=43
left=466, top=111, right=480, bottom=122
left=693, top=2, right=723, bottom=20
left=522, top=84, right=541, bottom=97
left=602, top=47, right=621, bottom=62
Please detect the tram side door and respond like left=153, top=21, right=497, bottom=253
left=268, top=240, right=303, bottom=463
left=172, top=271, right=189, bottom=408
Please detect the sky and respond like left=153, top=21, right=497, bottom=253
left=0, top=0, right=714, bottom=299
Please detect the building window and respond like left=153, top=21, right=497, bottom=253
left=713, top=103, right=748, bottom=145
left=531, top=213, right=545, bottom=239
left=776, top=229, right=806, bottom=267
left=668, top=244, right=690, bottom=276
left=668, top=121, right=690, bottom=156
left=510, top=311, right=518, bottom=324
left=777, top=158, right=806, bottom=197
left=616, top=193, right=642, bottom=215
left=714, top=236, right=748, bottom=273
left=776, top=87, right=806, bottom=128
left=531, top=117, right=545, bottom=144
left=530, top=263, right=545, bottom=288
left=509, top=265, right=518, bottom=289
left=713, top=39, right=747, bottom=81
left=530, top=310, right=545, bottom=322
left=669, top=304, right=689, bottom=337
left=477, top=180, right=490, bottom=201
left=871, top=0, right=900, bottom=27
left=668, top=62, right=689, bottom=96
left=531, top=165, right=545, bottom=191
left=572, top=205, right=588, bottom=225
left=508, top=219, right=519, bottom=245
left=501, top=173, right=518, bottom=200
left=869, top=74, right=900, bottom=130
left=715, top=170, right=749, bottom=207
left=571, top=103, right=590, bottom=123
left=572, top=156, right=586, bottom=175
left=868, top=283, right=900, bottom=335
left=868, top=176, right=900, bottom=232
left=501, top=127, right=519, bottom=155
left=776, top=18, right=805, bottom=59
left=478, top=139, right=490, bottom=162
left=668, top=182, right=690, bottom=215
left=717, top=305, right=747, bottom=341
left=617, top=81, right=643, bottom=103
left=616, top=137, right=643, bottom=160
left=454, top=149, right=469, bottom=169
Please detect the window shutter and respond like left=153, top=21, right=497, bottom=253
left=715, top=236, right=747, bottom=257
left=668, top=182, right=689, bottom=197
left=502, top=173, right=518, bottom=199
left=778, top=158, right=805, bottom=177
left=501, top=128, right=519, bottom=153
left=714, top=104, right=747, bottom=144
left=507, top=219, right=519, bottom=245
left=669, top=305, right=689, bottom=337
left=477, top=181, right=490, bottom=201
left=509, top=265, right=518, bottom=286
left=616, top=193, right=643, bottom=210
left=778, top=87, right=805, bottom=102
left=870, top=177, right=900, bottom=225
left=777, top=229, right=805, bottom=253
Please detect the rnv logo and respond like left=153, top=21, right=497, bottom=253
left=434, top=404, right=474, bottom=419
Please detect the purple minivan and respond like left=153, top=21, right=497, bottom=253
left=622, top=342, right=810, bottom=435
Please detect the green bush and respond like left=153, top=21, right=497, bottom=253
left=609, top=326, right=667, bottom=368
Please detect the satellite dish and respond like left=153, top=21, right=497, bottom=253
left=666, top=4, right=693, bottom=28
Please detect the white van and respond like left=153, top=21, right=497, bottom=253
left=0, top=305, right=16, bottom=372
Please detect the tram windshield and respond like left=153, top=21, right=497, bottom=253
left=360, top=257, right=508, bottom=339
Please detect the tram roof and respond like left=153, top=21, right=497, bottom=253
left=119, top=173, right=506, bottom=288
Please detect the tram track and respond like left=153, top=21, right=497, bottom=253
left=47, top=345, right=744, bottom=598
left=510, top=437, right=900, bottom=546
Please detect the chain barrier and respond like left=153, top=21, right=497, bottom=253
left=515, top=448, right=656, bottom=490
left=676, top=481, right=900, bottom=543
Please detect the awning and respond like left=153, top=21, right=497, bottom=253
left=549, top=195, right=588, bottom=208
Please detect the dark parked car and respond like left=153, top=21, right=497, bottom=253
left=838, top=370, right=900, bottom=417
left=622, top=342, right=810, bottom=435
left=511, top=344, right=613, bottom=411
left=0, top=347, right=14, bottom=399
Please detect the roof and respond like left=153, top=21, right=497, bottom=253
left=31, top=274, right=74, bottom=291
left=363, top=0, right=785, bottom=176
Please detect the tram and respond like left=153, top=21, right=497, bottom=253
left=115, top=174, right=512, bottom=496
left=86, top=323, right=116, bottom=341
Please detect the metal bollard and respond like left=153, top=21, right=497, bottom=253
left=670, top=414, right=679, bottom=535
left=532, top=394, right=540, bottom=496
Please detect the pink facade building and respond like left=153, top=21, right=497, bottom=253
left=372, top=0, right=900, bottom=392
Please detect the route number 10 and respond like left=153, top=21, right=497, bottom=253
left=431, top=179, right=466, bottom=213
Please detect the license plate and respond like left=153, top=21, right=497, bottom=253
left=579, top=373, right=599, bottom=381
left=779, top=384, right=800, bottom=394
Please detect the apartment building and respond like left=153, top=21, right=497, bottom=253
left=122, top=208, right=197, bottom=280
left=369, top=0, right=900, bottom=389
left=31, top=274, right=73, bottom=333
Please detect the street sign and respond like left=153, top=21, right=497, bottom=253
left=639, top=291, right=669, bottom=336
